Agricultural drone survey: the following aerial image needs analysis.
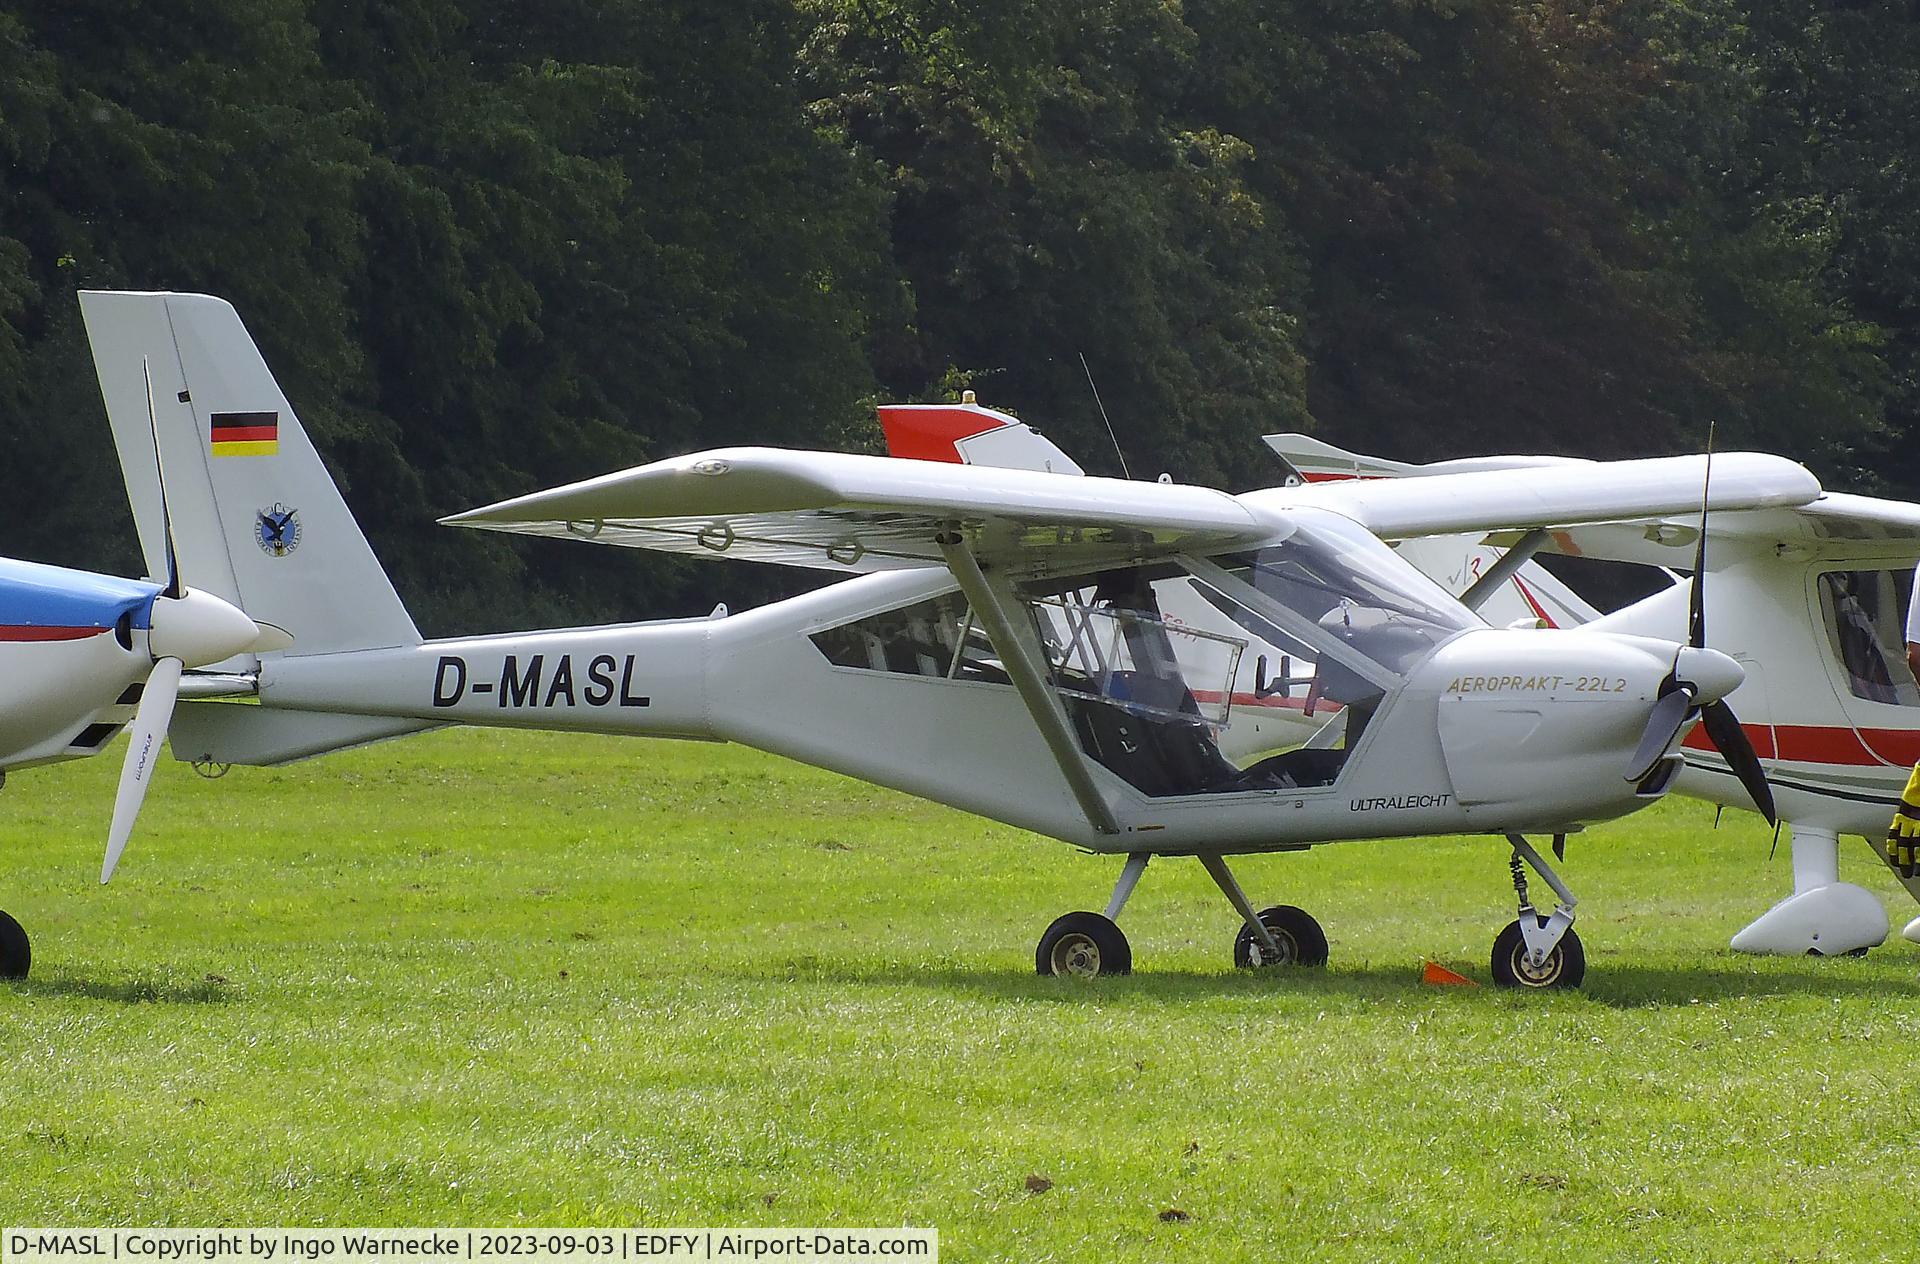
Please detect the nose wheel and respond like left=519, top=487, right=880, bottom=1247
left=1492, top=915, right=1584, bottom=988
left=0, top=909, right=29, bottom=979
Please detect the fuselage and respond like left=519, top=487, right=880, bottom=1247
left=244, top=506, right=1724, bottom=855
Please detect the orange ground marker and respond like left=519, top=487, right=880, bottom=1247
left=1422, top=961, right=1478, bottom=987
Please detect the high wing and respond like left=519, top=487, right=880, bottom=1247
left=441, top=446, right=1280, bottom=577
left=1250, top=451, right=1822, bottom=543
left=1263, top=431, right=1913, bottom=569
left=1800, top=493, right=1920, bottom=543
left=446, top=443, right=1825, bottom=577
left=1521, top=491, right=1920, bottom=569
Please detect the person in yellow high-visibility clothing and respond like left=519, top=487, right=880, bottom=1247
left=1891, top=766, right=1920, bottom=879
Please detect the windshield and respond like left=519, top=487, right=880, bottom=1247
left=1007, top=517, right=1477, bottom=799
left=1216, top=510, right=1480, bottom=674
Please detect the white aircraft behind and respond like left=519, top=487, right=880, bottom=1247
left=71, top=291, right=1821, bottom=990
left=1266, top=434, right=1920, bottom=956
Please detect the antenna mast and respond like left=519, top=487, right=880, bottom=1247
left=1078, top=352, right=1132, bottom=479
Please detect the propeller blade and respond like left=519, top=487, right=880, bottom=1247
left=1688, top=420, right=1715, bottom=651
left=103, top=656, right=183, bottom=884
left=1625, top=686, right=1694, bottom=783
left=1699, top=698, right=1777, bottom=825
left=141, top=357, right=183, bottom=600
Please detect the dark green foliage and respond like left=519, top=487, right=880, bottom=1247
left=804, top=0, right=1312, bottom=487
left=0, top=1, right=1913, bottom=629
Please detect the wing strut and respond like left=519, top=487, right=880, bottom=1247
left=939, top=538, right=1123, bottom=836
left=1459, top=528, right=1551, bottom=613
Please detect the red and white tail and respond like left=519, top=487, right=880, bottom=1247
left=878, top=402, right=1084, bottom=476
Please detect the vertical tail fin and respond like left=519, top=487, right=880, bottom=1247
left=80, top=291, right=419, bottom=659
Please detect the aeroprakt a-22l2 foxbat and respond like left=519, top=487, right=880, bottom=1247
left=47, top=289, right=1826, bottom=990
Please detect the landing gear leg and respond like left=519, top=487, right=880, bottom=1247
left=1729, top=826, right=1887, bottom=956
left=1035, top=853, right=1149, bottom=978
left=1199, top=854, right=1327, bottom=970
left=0, top=909, right=28, bottom=980
left=1103, top=852, right=1150, bottom=922
left=1492, top=834, right=1584, bottom=990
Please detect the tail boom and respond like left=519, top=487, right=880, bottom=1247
left=256, top=621, right=719, bottom=742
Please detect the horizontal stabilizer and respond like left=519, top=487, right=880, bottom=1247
left=1263, top=433, right=1581, bottom=482
left=170, top=702, right=444, bottom=767
left=443, top=446, right=1276, bottom=576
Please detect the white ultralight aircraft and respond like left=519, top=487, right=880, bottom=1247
left=68, top=290, right=1820, bottom=990
left=1266, top=434, right=1920, bottom=956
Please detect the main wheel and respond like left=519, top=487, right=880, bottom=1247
left=1491, top=917, right=1584, bottom=989
left=1036, top=912, right=1131, bottom=977
left=1233, top=904, right=1329, bottom=969
left=0, top=909, right=29, bottom=980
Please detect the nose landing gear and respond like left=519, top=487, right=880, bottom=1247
left=1492, top=834, right=1584, bottom=990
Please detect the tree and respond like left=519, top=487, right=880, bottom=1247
left=803, top=0, right=1311, bottom=488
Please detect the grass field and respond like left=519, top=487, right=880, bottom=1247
left=3, top=728, right=1918, bottom=1260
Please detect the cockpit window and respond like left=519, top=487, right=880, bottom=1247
left=810, top=592, right=1008, bottom=683
left=1028, top=592, right=1244, bottom=730
left=1817, top=569, right=1920, bottom=706
left=1020, top=541, right=1446, bottom=798
left=1215, top=512, right=1478, bottom=674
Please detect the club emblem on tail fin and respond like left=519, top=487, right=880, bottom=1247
left=255, top=504, right=301, bottom=557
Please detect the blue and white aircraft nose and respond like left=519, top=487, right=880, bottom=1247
left=147, top=588, right=263, bottom=668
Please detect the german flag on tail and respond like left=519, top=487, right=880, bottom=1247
left=210, top=410, right=279, bottom=457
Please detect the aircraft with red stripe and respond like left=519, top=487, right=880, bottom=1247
left=1264, top=433, right=1920, bottom=955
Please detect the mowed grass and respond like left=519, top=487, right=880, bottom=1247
left=3, top=729, right=1918, bottom=1260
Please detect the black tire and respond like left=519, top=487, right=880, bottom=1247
left=1233, top=904, right=1329, bottom=969
left=1036, top=911, right=1132, bottom=977
left=0, top=909, right=28, bottom=980
left=1490, top=917, right=1584, bottom=990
